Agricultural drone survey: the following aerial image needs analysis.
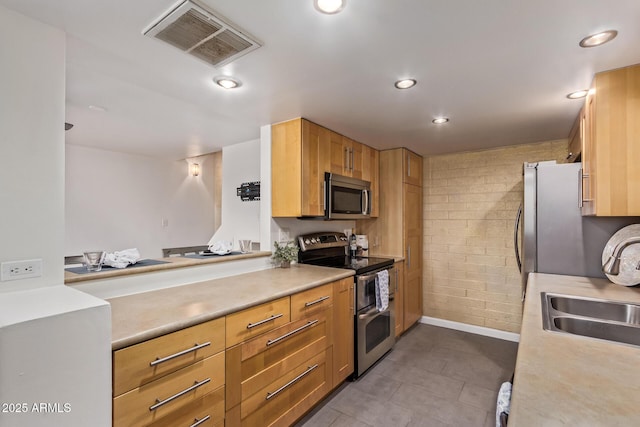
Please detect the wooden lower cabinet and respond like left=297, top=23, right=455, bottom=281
left=113, top=350, right=225, bottom=427
left=332, top=277, right=354, bottom=384
left=113, top=279, right=355, bottom=427
left=225, top=308, right=333, bottom=427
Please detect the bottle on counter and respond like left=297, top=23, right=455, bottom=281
left=350, top=233, right=357, bottom=258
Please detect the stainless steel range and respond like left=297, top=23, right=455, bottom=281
left=298, top=232, right=396, bottom=378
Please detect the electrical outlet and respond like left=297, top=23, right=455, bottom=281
left=1, top=259, right=42, bottom=281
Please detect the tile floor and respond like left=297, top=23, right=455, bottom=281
left=296, top=324, right=518, bottom=427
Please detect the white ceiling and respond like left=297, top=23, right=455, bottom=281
left=2, top=0, right=640, bottom=159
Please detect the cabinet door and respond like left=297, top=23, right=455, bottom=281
left=394, top=261, right=405, bottom=337
left=301, top=121, right=330, bottom=216
left=333, top=277, right=354, bottom=385
left=403, top=149, right=423, bottom=186
left=361, top=144, right=379, bottom=217
left=403, top=183, right=423, bottom=329
left=590, top=65, right=640, bottom=216
left=581, top=88, right=596, bottom=216
left=330, top=131, right=348, bottom=175
left=349, top=138, right=364, bottom=180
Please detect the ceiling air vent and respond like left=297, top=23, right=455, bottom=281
left=144, top=0, right=261, bottom=68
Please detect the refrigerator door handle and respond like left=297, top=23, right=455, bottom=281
left=514, top=203, right=522, bottom=273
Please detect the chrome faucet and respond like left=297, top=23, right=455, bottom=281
left=602, top=236, right=640, bottom=275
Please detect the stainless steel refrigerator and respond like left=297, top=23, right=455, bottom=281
left=515, top=161, right=640, bottom=297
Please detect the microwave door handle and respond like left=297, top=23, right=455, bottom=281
left=362, top=189, right=370, bottom=214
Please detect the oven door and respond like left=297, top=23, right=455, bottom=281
left=356, top=299, right=395, bottom=378
left=354, top=267, right=396, bottom=377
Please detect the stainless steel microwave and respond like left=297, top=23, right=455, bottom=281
left=325, top=172, right=371, bottom=220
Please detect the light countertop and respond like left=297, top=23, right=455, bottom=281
left=510, top=273, right=640, bottom=425
left=107, top=264, right=354, bottom=350
left=64, top=251, right=272, bottom=284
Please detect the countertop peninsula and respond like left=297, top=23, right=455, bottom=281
left=510, top=273, right=640, bottom=425
left=64, top=251, right=272, bottom=284
left=107, top=264, right=354, bottom=350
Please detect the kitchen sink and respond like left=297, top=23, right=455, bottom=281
left=541, top=292, right=640, bottom=348
left=549, top=294, right=640, bottom=325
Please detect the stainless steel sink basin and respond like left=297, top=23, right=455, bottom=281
left=541, top=292, right=640, bottom=348
left=549, top=294, right=640, bottom=325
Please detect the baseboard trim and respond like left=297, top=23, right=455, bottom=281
left=419, top=316, right=520, bottom=342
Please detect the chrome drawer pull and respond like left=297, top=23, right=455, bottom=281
left=265, top=364, right=319, bottom=401
left=246, top=313, right=284, bottom=329
left=266, top=320, right=319, bottom=347
left=149, top=378, right=211, bottom=411
left=304, top=295, right=330, bottom=307
left=190, top=415, right=211, bottom=427
left=150, top=342, right=211, bottom=367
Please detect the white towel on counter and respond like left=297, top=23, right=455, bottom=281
left=375, top=269, right=389, bottom=311
left=495, top=381, right=512, bottom=427
left=103, top=248, right=141, bottom=269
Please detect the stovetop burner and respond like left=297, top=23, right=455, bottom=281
left=297, top=232, right=394, bottom=275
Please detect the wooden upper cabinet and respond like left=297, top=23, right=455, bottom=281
left=581, top=63, right=640, bottom=216
left=361, top=144, right=379, bottom=217
left=273, top=117, right=379, bottom=218
left=272, top=118, right=329, bottom=217
left=403, top=148, right=423, bottom=186
left=330, top=134, right=363, bottom=178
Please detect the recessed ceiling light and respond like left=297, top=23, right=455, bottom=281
left=314, top=0, right=346, bottom=14
left=432, top=117, right=449, bottom=124
left=394, top=79, right=417, bottom=89
left=566, top=90, right=589, bottom=99
left=214, top=76, right=241, bottom=89
left=579, top=30, right=618, bottom=48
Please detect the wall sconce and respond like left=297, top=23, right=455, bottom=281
left=190, top=163, right=200, bottom=177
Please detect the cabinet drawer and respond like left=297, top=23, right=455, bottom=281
left=226, top=297, right=290, bottom=347
left=114, top=352, right=225, bottom=427
left=291, top=283, right=333, bottom=321
left=147, top=386, right=225, bottom=427
left=114, top=317, right=225, bottom=396
left=226, top=311, right=331, bottom=411
left=241, top=348, right=331, bottom=427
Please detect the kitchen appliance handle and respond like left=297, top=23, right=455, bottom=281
left=190, top=416, right=211, bottom=427
left=149, top=342, right=211, bottom=367
left=149, top=378, right=211, bottom=411
left=358, top=306, right=390, bottom=320
left=357, top=266, right=392, bottom=283
left=407, top=152, right=411, bottom=177
left=514, top=203, right=522, bottom=273
left=362, top=189, right=370, bottom=214
left=246, top=313, right=284, bottom=329
left=265, top=364, right=319, bottom=401
left=266, top=320, right=319, bottom=346
left=407, top=246, right=411, bottom=269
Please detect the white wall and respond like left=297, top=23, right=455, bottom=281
left=0, top=5, right=65, bottom=292
left=0, top=6, right=111, bottom=427
left=65, top=145, right=220, bottom=258
left=209, top=139, right=261, bottom=248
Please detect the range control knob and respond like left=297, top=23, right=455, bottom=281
left=304, top=239, right=311, bottom=245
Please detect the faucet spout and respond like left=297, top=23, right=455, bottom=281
left=603, top=236, right=640, bottom=276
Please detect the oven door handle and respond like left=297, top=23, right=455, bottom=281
left=358, top=306, right=390, bottom=320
